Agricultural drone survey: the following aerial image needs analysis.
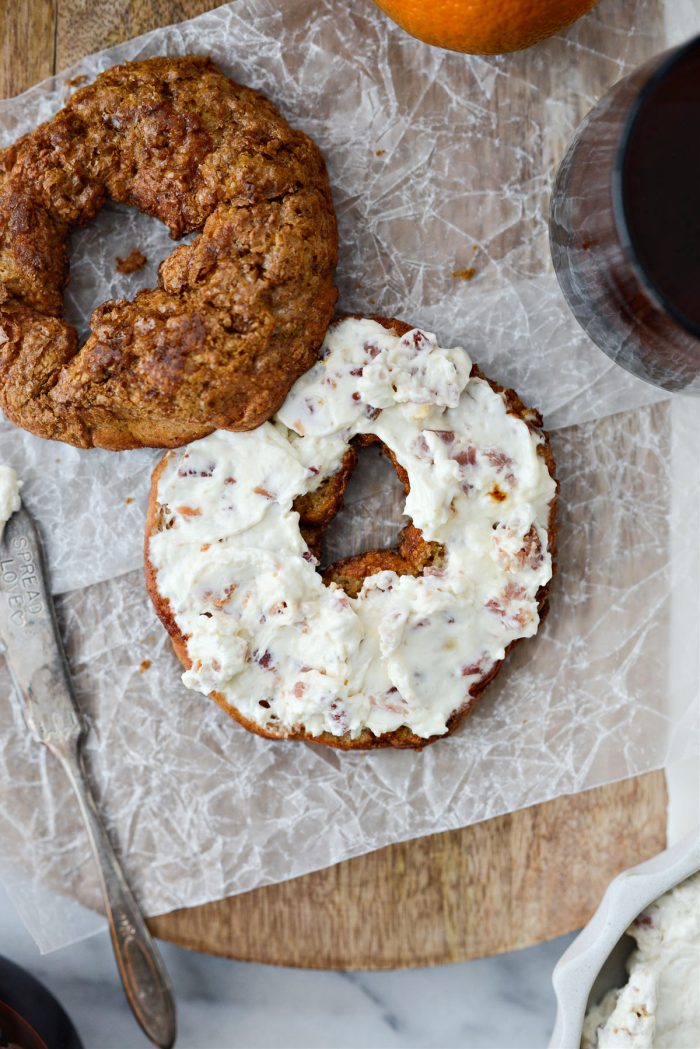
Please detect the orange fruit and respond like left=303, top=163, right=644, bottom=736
left=371, top=0, right=599, bottom=55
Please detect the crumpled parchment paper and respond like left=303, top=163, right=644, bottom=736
left=0, top=0, right=686, bottom=594
left=0, top=0, right=698, bottom=952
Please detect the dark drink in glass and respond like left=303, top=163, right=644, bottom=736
left=550, top=34, right=700, bottom=395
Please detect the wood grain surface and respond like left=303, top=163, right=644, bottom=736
left=147, top=772, right=667, bottom=969
left=0, top=0, right=669, bottom=969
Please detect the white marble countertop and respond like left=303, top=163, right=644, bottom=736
left=0, top=879, right=573, bottom=1049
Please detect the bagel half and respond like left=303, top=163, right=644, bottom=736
left=145, top=316, right=557, bottom=749
left=0, top=56, right=337, bottom=449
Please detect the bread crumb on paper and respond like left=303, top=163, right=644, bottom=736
left=116, top=249, right=147, bottom=274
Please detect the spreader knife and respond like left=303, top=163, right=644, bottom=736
left=0, top=506, right=176, bottom=1049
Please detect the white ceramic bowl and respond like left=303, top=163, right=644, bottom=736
left=549, top=826, right=700, bottom=1049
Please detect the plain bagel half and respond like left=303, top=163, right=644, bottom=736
left=0, top=55, right=337, bottom=449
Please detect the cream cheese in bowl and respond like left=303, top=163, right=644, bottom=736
left=550, top=829, right=700, bottom=1049
left=582, top=871, right=700, bottom=1048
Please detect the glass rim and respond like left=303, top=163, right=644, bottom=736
left=612, top=32, right=700, bottom=339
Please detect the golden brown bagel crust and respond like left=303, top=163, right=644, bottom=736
left=145, top=315, right=557, bottom=749
left=0, top=55, right=337, bottom=450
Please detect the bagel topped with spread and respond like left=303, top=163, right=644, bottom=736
left=145, top=316, right=557, bottom=749
left=0, top=56, right=337, bottom=449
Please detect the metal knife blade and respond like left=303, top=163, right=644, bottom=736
left=0, top=507, right=83, bottom=746
left=0, top=505, right=176, bottom=1049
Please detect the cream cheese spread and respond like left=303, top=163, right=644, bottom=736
left=0, top=465, right=21, bottom=540
left=582, top=871, right=700, bottom=1049
left=148, top=317, right=556, bottom=740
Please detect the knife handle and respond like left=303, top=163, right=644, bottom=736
left=51, top=738, right=177, bottom=1049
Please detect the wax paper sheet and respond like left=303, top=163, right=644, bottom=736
left=1, top=397, right=698, bottom=953
left=0, top=0, right=694, bottom=594
left=0, top=0, right=698, bottom=952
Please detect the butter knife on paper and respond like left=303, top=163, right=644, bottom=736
left=0, top=506, right=176, bottom=1049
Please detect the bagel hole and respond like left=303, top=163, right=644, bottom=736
left=321, top=442, right=407, bottom=567
left=64, top=202, right=195, bottom=340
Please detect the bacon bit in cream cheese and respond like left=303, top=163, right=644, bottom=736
left=148, top=317, right=556, bottom=740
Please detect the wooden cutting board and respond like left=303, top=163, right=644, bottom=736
left=145, top=773, right=667, bottom=969
left=1, top=0, right=669, bottom=969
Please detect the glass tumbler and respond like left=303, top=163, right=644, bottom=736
left=550, top=34, right=700, bottom=395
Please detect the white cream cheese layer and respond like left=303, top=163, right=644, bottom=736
left=149, top=318, right=556, bottom=739
left=582, top=871, right=700, bottom=1049
left=0, top=465, right=21, bottom=540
